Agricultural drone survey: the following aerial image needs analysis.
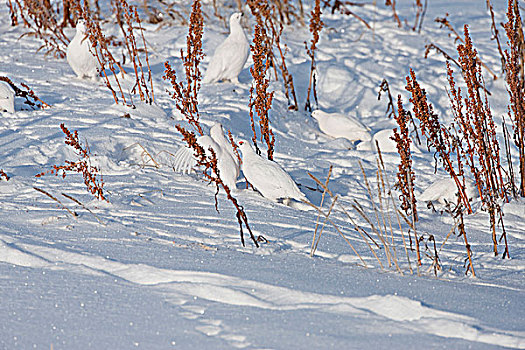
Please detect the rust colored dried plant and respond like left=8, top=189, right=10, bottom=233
left=111, top=0, right=154, bottom=104
left=385, top=0, right=402, bottom=28
left=325, top=0, right=371, bottom=29
left=164, top=0, right=258, bottom=247
left=36, top=124, right=107, bottom=201
left=163, top=0, right=204, bottom=135
left=305, top=0, right=323, bottom=112
left=248, top=11, right=276, bottom=160
left=0, top=169, right=9, bottom=181
left=392, top=96, right=420, bottom=265
left=8, top=0, right=71, bottom=58
left=0, top=76, right=49, bottom=109
left=435, top=15, right=498, bottom=80
left=503, top=0, right=525, bottom=197
left=378, top=79, right=397, bottom=119
left=248, top=0, right=299, bottom=110
left=412, top=0, right=427, bottom=33
left=176, top=126, right=259, bottom=247
left=448, top=26, right=509, bottom=257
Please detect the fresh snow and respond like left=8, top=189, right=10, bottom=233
left=0, top=0, right=524, bottom=349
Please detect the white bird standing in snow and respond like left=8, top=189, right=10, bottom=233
left=0, top=81, right=15, bottom=113
left=238, top=140, right=307, bottom=205
left=173, top=123, right=239, bottom=190
left=311, top=110, right=372, bottom=142
left=67, top=19, right=99, bottom=79
left=202, top=13, right=249, bottom=84
left=419, top=177, right=478, bottom=207
left=357, top=128, right=421, bottom=153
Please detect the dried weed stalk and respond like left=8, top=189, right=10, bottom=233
left=163, top=0, right=204, bottom=135
left=385, top=0, right=402, bottom=28
left=392, top=96, right=420, bottom=265
left=504, top=0, right=525, bottom=196
left=0, top=169, right=9, bottom=181
left=0, top=76, right=49, bottom=109
left=448, top=26, right=509, bottom=257
left=164, top=0, right=258, bottom=247
left=36, top=124, right=107, bottom=201
left=405, top=69, right=473, bottom=213
left=305, top=0, right=323, bottom=112
left=248, top=7, right=276, bottom=159
left=435, top=15, right=498, bottom=80
left=112, top=0, right=155, bottom=103
left=378, top=79, right=397, bottom=118
left=248, top=0, right=299, bottom=110
left=9, top=0, right=71, bottom=58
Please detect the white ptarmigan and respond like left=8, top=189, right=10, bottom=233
left=173, top=123, right=239, bottom=190
left=419, top=177, right=478, bottom=207
left=67, top=19, right=99, bottom=79
left=238, top=140, right=307, bottom=205
left=311, top=110, right=372, bottom=142
left=202, top=13, right=249, bottom=84
left=0, top=81, right=15, bottom=113
left=357, top=128, right=421, bottom=153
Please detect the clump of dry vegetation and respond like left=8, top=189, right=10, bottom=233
left=305, top=0, right=323, bottom=112
left=36, top=124, right=107, bottom=201
left=164, top=0, right=259, bottom=247
left=0, top=76, right=49, bottom=109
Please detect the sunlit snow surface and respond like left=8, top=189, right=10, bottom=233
left=0, top=0, right=524, bottom=349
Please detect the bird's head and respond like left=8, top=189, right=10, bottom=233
left=311, top=110, right=322, bottom=121
left=76, top=18, right=87, bottom=33
left=230, top=12, right=243, bottom=25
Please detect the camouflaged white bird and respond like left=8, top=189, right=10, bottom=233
left=419, top=177, right=479, bottom=207
left=238, top=140, right=307, bottom=206
left=0, top=81, right=15, bottom=113
left=357, top=128, right=421, bottom=153
left=311, top=110, right=372, bottom=142
left=202, top=13, right=249, bottom=84
left=67, top=19, right=99, bottom=79
left=173, top=123, right=239, bottom=190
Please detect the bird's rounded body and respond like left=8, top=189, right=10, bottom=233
left=203, top=13, right=249, bottom=84
left=173, top=123, right=239, bottom=190
left=0, top=81, right=15, bottom=113
left=67, top=20, right=99, bottom=79
left=238, top=141, right=306, bottom=203
left=311, top=110, right=371, bottom=142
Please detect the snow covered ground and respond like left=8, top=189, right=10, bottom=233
left=0, top=0, right=524, bottom=348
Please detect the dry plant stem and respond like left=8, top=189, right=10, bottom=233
left=378, top=79, right=396, bottom=118
left=424, top=43, right=460, bottom=68
left=385, top=0, right=402, bottom=27
left=504, top=0, right=525, bottom=196
left=502, top=117, right=517, bottom=197
left=61, top=192, right=106, bottom=225
left=377, top=148, right=412, bottom=274
left=0, top=169, right=9, bottom=181
left=305, top=0, right=323, bottom=112
left=0, top=76, right=49, bottom=109
left=249, top=14, right=275, bottom=159
left=376, top=157, right=402, bottom=273
left=435, top=16, right=498, bottom=80
left=405, top=69, right=473, bottom=213
left=487, top=0, right=507, bottom=73
left=303, top=200, right=368, bottom=267
left=457, top=207, right=475, bottom=276
left=123, top=143, right=160, bottom=169
left=33, top=186, right=77, bottom=218
left=164, top=0, right=257, bottom=247
left=311, top=166, right=333, bottom=256
left=307, top=171, right=383, bottom=268
left=36, top=124, right=107, bottom=201
left=329, top=0, right=371, bottom=29
left=311, top=194, right=338, bottom=256
left=358, top=161, right=393, bottom=266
